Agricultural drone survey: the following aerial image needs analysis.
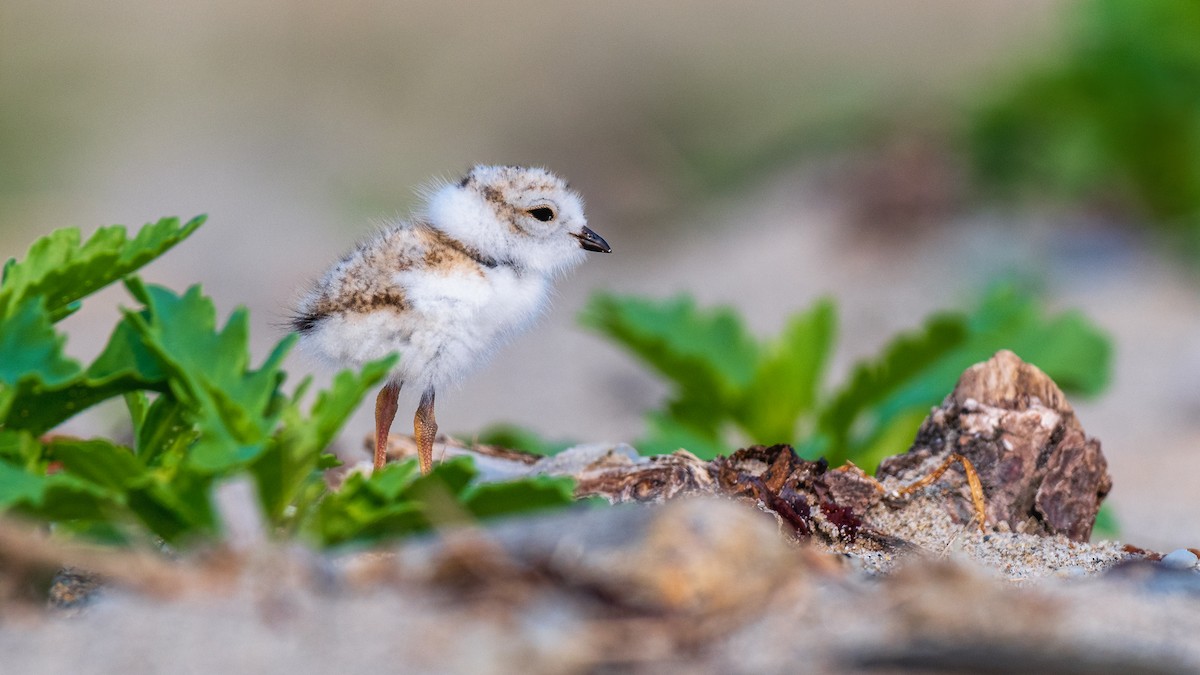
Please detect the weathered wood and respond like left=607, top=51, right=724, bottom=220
left=878, top=349, right=1112, bottom=541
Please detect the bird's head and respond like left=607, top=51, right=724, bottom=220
left=424, top=165, right=610, bottom=275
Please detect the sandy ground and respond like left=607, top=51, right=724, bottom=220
left=2, top=495, right=1198, bottom=674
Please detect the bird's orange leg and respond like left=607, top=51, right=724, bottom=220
left=414, top=387, right=437, bottom=475
left=374, top=381, right=402, bottom=470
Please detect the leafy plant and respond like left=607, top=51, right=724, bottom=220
left=313, top=457, right=573, bottom=547
left=968, top=0, right=1200, bottom=251
left=581, top=286, right=1111, bottom=470
left=0, top=217, right=573, bottom=548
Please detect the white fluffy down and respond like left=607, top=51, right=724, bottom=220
left=302, top=266, right=550, bottom=392
left=296, top=165, right=598, bottom=393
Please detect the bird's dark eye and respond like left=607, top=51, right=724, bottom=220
left=528, top=207, right=555, bottom=222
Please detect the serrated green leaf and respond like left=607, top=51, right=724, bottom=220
left=3, top=312, right=169, bottom=435
left=591, top=285, right=1110, bottom=472
left=298, top=357, right=395, bottom=452
left=124, top=282, right=286, bottom=419
left=121, top=280, right=292, bottom=474
left=152, top=471, right=219, bottom=538
left=581, top=293, right=758, bottom=433
left=0, top=216, right=204, bottom=321
left=0, top=217, right=559, bottom=550
left=0, top=296, right=81, bottom=391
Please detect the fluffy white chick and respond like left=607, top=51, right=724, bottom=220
left=292, top=165, right=610, bottom=473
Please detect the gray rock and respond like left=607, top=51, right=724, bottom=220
left=1161, top=549, right=1199, bottom=570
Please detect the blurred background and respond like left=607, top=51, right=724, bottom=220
left=3, top=0, right=1200, bottom=549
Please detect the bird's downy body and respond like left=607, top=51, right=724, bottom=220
left=296, top=222, right=551, bottom=393
left=292, top=165, right=610, bottom=472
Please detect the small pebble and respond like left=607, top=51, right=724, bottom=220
left=1160, top=549, right=1199, bottom=570
left=1054, top=565, right=1088, bottom=579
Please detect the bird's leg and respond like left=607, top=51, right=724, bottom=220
left=414, top=387, right=437, bottom=475
left=374, top=380, right=402, bottom=470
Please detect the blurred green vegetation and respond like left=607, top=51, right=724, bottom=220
left=968, top=0, right=1200, bottom=251
left=581, top=286, right=1111, bottom=472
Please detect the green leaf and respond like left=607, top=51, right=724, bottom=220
left=134, top=393, right=196, bottom=466
left=0, top=429, right=43, bottom=468
left=255, top=356, right=394, bottom=522
left=0, top=216, right=204, bottom=321
left=292, top=357, right=395, bottom=454
left=3, top=311, right=168, bottom=435
left=363, top=461, right=423, bottom=501
left=402, top=456, right=476, bottom=501
left=0, top=460, right=118, bottom=520
left=817, top=285, right=1111, bottom=469
left=841, top=408, right=932, bottom=473
left=463, top=476, right=576, bottom=518
left=581, top=293, right=758, bottom=434
left=125, top=391, right=150, bottom=433
left=0, top=460, right=51, bottom=508
left=817, top=312, right=967, bottom=466
left=308, top=457, right=576, bottom=548
left=148, top=472, right=219, bottom=540
left=590, top=286, right=1110, bottom=472
left=989, top=309, right=1111, bottom=397
left=0, top=297, right=82, bottom=422
left=123, top=484, right=205, bottom=543
left=121, top=280, right=292, bottom=474
left=735, top=298, right=836, bottom=443
left=48, top=438, right=147, bottom=493
left=309, top=460, right=452, bottom=547
left=1092, top=502, right=1120, bottom=541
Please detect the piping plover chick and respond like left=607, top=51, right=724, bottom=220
left=292, top=165, right=611, bottom=474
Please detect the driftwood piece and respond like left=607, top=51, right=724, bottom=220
left=381, top=435, right=881, bottom=543
left=379, top=350, right=1111, bottom=544
left=877, top=350, right=1112, bottom=541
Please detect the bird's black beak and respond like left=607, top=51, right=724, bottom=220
left=573, top=226, right=611, bottom=253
